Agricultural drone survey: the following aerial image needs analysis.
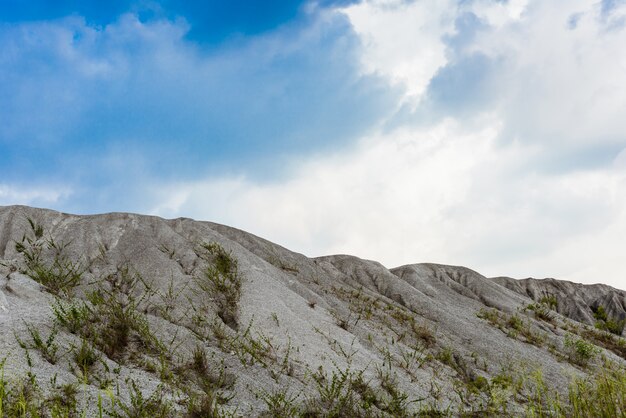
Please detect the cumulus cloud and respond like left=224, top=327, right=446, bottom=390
left=340, top=0, right=456, bottom=100
left=148, top=0, right=626, bottom=290
left=445, top=1, right=626, bottom=154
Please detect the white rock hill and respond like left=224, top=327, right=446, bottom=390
left=0, top=205, right=624, bottom=417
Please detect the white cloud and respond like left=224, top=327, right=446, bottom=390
left=0, top=184, right=71, bottom=207
left=340, top=0, right=456, bottom=100
left=150, top=121, right=626, bottom=290
left=463, top=1, right=626, bottom=150
left=469, top=0, right=529, bottom=28
left=151, top=118, right=494, bottom=259
left=147, top=0, right=626, bottom=292
left=344, top=0, right=626, bottom=150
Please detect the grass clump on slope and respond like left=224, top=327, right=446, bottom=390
left=195, top=242, right=242, bottom=331
left=14, top=217, right=84, bottom=298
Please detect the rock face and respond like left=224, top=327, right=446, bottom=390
left=0, top=205, right=625, bottom=417
left=492, top=276, right=626, bottom=328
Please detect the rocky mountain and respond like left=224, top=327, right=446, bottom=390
left=0, top=205, right=624, bottom=417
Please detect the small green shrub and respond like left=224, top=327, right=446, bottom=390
left=28, top=257, right=83, bottom=298
left=539, top=295, right=558, bottom=310
left=303, top=366, right=384, bottom=417
left=593, top=306, right=608, bottom=322
left=564, top=334, right=600, bottom=367
left=190, top=346, right=208, bottom=375
left=410, top=322, right=436, bottom=348
left=0, top=365, right=44, bottom=418
left=525, top=303, right=555, bottom=323
left=229, top=321, right=276, bottom=367
left=476, top=308, right=501, bottom=326
left=578, top=326, right=626, bottom=360
left=436, top=347, right=455, bottom=369
left=592, top=305, right=625, bottom=336
left=507, top=315, right=523, bottom=332
left=377, top=368, right=413, bottom=416
left=603, top=318, right=625, bottom=336
left=185, top=390, right=231, bottom=418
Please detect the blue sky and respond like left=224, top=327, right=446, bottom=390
left=2, top=0, right=626, bottom=288
left=0, top=0, right=388, bottom=199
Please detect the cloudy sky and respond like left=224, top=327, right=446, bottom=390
left=2, top=0, right=626, bottom=288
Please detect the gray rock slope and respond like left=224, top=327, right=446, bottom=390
left=0, top=205, right=625, bottom=417
left=491, top=276, right=626, bottom=327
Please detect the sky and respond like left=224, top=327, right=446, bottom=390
left=1, top=0, right=626, bottom=289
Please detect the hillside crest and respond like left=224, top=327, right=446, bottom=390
left=1, top=205, right=625, bottom=417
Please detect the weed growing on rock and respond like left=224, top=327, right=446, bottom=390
left=0, top=369, right=43, bottom=417
left=111, top=381, right=173, bottom=418
left=476, top=308, right=501, bottom=327
left=305, top=366, right=362, bottom=417
left=477, top=308, right=545, bottom=347
left=15, top=218, right=84, bottom=297
left=525, top=303, right=555, bottom=324
left=376, top=367, right=415, bottom=416
left=576, top=325, right=626, bottom=360
left=73, top=338, right=100, bottom=377
left=52, top=299, right=91, bottom=334
left=46, top=379, right=79, bottom=417
left=52, top=266, right=165, bottom=364
left=539, top=295, right=558, bottom=310
left=259, top=388, right=301, bottom=418
left=15, top=324, right=60, bottom=365
left=195, top=242, right=241, bottom=330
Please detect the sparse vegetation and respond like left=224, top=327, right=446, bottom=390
left=572, top=322, right=626, bottom=360
left=111, top=381, right=173, bottom=418
left=304, top=367, right=364, bottom=416
left=525, top=303, right=555, bottom=324
left=564, top=334, right=600, bottom=367
left=567, top=360, right=626, bottom=417
left=73, top=338, right=100, bottom=377
left=15, top=324, right=60, bottom=365
left=47, top=381, right=79, bottom=418
left=66, top=267, right=163, bottom=361
left=15, top=218, right=84, bottom=297
left=195, top=242, right=242, bottom=330
left=593, top=305, right=625, bottom=336
left=539, top=295, right=558, bottom=311
left=259, top=388, right=301, bottom=417
left=477, top=308, right=545, bottom=347
left=4, top=211, right=626, bottom=417
left=185, top=391, right=226, bottom=418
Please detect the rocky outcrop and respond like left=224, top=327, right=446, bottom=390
left=492, top=276, right=626, bottom=334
